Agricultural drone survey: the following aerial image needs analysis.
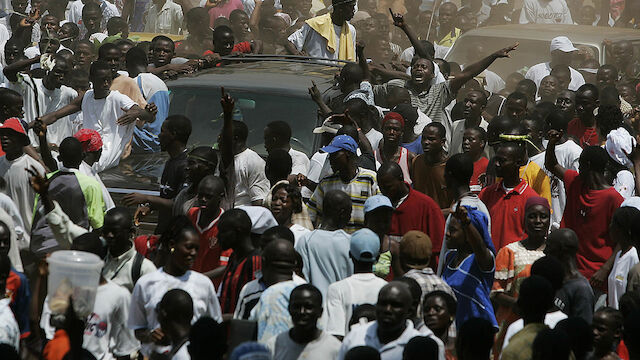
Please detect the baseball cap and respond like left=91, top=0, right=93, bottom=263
left=321, top=134, right=358, bottom=154
left=363, top=195, right=393, bottom=214
left=313, top=118, right=342, bottom=134
left=350, top=228, right=381, bottom=263
left=236, top=205, right=278, bottom=235
left=550, top=36, right=578, bottom=53
left=399, top=231, right=432, bottom=269
left=0, top=118, right=29, bottom=146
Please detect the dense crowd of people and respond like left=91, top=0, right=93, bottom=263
left=0, top=0, right=639, bottom=359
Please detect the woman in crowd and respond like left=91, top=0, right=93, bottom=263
left=128, top=216, right=222, bottom=357
left=269, top=182, right=313, bottom=244
left=442, top=205, right=497, bottom=329
left=491, top=196, right=550, bottom=350
left=423, top=290, right=458, bottom=360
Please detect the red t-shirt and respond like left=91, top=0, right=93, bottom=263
left=203, top=42, right=252, bottom=59
left=479, top=179, right=540, bottom=251
left=389, top=187, right=445, bottom=253
left=561, top=170, right=623, bottom=280
left=188, top=207, right=232, bottom=287
left=470, top=157, right=489, bottom=193
left=567, top=118, right=599, bottom=147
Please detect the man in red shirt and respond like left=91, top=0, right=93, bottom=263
left=567, top=84, right=599, bottom=147
left=202, top=25, right=257, bottom=67
left=188, top=175, right=232, bottom=287
left=217, top=208, right=262, bottom=316
left=377, top=162, right=445, bottom=267
left=545, top=129, right=623, bottom=286
left=463, top=126, right=488, bottom=193
left=479, top=142, right=539, bottom=251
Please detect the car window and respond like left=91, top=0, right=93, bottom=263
left=168, top=87, right=319, bottom=157
left=446, top=35, right=599, bottom=79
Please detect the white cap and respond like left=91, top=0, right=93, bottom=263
left=550, top=36, right=579, bottom=53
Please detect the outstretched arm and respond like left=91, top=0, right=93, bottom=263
left=356, top=42, right=370, bottom=82
left=39, top=93, right=84, bottom=126
left=449, top=43, right=518, bottom=93
left=33, top=120, right=57, bottom=172
left=544, top=129, right=568, bottom=180
left=3, top=56, right=39, bottom=82
left=390, top=9, right=430, bottom=59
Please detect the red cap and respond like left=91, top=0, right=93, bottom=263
left=74, top=129, right=103, bottom=152
left=0, top=118, right=29, bottom=146
left=382, top=112, right=405, bottom=127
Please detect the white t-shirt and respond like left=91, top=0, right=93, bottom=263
left=0, top=154, right=45, bottom=231
left=530, top=140, right=582, bottom=228
left=525, top=62, right=585, bottom=92
left=0, top=298, right=19, bottom=352
left=519, top=0, right=573, bottom=24
left=288, top=23, right=356, bottom=61
left=608, top=247, right=639, bottom=309
left=79, top=161, right=115, bottom=210
left=502, top=310, right=568, bottom=349
left=290, top=223, right=310, bottom=246
left=128, top=268, right=223, bottom=356
left=324, top=273, right=388, bottom=337
left=365, top=129, right=383, bottom=151
left=234, top=148, right=271, bottom=206
left=8, top=74, right=78, bottom=146
left=267, top=330, right=342, bottom=360
left=84, top=280, right=139, bottom=360
left=81, top=89, right=136, bottom=172
left=613, top=170, right=635, bottom=200
left=0, top=192, right=29, bottom=252
left=289, top=148, right=310, bottom=176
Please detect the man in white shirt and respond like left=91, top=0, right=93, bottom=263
left=0, top=118, right=45, bottom=231
left=228, top=120, right=270, bottom=206
left=519, top=0, right=573, bottom=24
left=101, top=207, right=157, bottom=292
left=287, top=0, right=357, bottom=61
left=338, top=282, right=445, bottom=360
left=449, top=90, right=489, bottom=156
left=530, top=111, right=581, bottom=228
left=525, top=36, right=585, bottom=92
left=40, top=60, right=155, bottom=172
left=4, top=53, right=77, bottom=146
left=264, top=120, right=310, bottom=177
left=144, top=0, right=184, bottom=35
left=325, top=228, right=387, bottom=339
left=74, top=0, right=119, bottom=40
left=266, top=284, right=342, bottom=360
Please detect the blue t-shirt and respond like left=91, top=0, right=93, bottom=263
left=442, top=250, right=497, bottom=328
left=402, top=135, right=423, bottom=154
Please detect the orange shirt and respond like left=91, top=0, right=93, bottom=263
left=479, top=179, right=540, bottom=251
left=43, top=330, right=70, bottom=360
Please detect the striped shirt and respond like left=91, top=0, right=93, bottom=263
left=218, top=250, right=262, bottom=314
left=307, top=168, right=380, bottom=233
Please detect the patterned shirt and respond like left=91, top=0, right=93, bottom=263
left=0, top=298, right=19, bottom=352
left=218, top=250, right=262, bottom=314
left=307, top=168, right=379, bottom=233
left=249, top=278, right=307, bottom=343
left=373, top=80, right=453, bottom=128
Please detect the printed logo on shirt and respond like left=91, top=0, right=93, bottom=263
left=85, top=313, right=108, bottom=338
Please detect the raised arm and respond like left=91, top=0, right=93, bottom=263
left=454, top=205, right=493, bottom=271
left=390, top=9, right=430, bottom=59
left=308, top=80, right=333, bottom=118
left=3, top=56, right=40, bottom=82
left=220, top=87, right=234, bottom=169
left=33, top=120, right=57, bottom=172
left=356, top=42, right=370, bottom=82
left=38, top=93, right=83, bottom=126
left=449, top=43, right=518, bottom=93
left=544, top=129, right=568, bottom=180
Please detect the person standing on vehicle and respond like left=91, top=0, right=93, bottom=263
left=519, top=0, right=573, bottom=24
left=525, top=36, right=585, bottom=92
left=143, top=0, right=184, bottom=35
left=286, top=0, right=357, bottom=62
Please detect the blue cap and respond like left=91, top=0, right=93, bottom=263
left=363, top=195, right=393, bottom=214
left=321, top=134, right=358, bottom=154
left=350, top=228, right=381, bottom=262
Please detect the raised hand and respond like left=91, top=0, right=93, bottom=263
left=389, top=8, right=405, bottom=28
left=26, top=166, right=48, bottom=196
left=308, top=80, right=323, bottom=102
left=546, top=129, right=563, bottom=146
left=452, top=204, right=471, bottom=228
left=33, top=120, right=47, bottom=138
left=493, top=43, right=519, bottom=58
left=221, top=87, right=235, bottom=114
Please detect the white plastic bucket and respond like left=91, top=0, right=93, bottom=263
left=47, top=250, right=104, bottom=318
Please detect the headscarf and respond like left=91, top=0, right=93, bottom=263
left=73, top=129, right=103, bottom=152
left=605, top=127, right=636, bottom=167
left=462, top=205, right=495, bottom=254
left=525, top=196, right=550, bottom=212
